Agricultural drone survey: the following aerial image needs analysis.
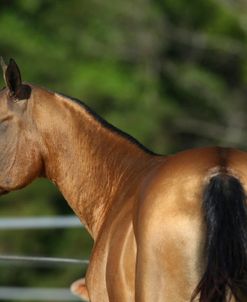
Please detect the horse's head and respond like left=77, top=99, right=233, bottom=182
left=0, top=58, right=43, bottom=195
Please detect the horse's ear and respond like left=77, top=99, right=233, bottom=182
left=5, top=58, right=22, bottom=95
left=3, top=58, right=31, bottom=100
left=0, top=57, right=7, bottom=75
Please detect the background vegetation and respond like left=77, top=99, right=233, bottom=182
left=0, top=0, right=246, bottom=301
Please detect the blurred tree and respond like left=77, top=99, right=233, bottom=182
left=0, top=0, right=246, bottom=297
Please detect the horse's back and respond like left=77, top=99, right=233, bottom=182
left=135, top=147, right=223, bottom=230
left=136, top=146, right=247, bottom=222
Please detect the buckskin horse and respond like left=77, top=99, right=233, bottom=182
left=0, top=58, right=247, bottom=302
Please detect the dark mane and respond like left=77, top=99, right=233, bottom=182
left=60, top=93, right=156, bottom=156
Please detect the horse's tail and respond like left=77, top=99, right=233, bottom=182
left=192, top=173, right=247, bottom=302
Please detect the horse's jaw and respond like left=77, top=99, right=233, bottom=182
left=0, top=187, right=9, bottom=195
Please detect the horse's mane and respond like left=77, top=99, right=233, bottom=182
left=59, top=92, right=156, bottom=156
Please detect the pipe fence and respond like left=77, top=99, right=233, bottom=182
left=0, top=287, right=81, bottom=301
left=0, top=216, right=82, bottom=230
left=0, top=216, right=89, bottom=301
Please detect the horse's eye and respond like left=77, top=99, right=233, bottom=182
left=0, top=117, right=10, bottom=133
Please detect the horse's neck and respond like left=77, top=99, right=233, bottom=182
left=35, top=91, right=153, bottom=238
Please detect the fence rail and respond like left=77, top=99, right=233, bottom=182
left=0, top=255, right=89, bottom=267
left=0, top=287, right=83, bottom=301
left=0, top=216, right=82, bottom=229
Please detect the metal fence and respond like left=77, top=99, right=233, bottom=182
left=0, top=216, right=82, bottom=230
left=0, top=216, right=89, bottom=301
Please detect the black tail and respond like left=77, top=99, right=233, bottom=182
left=192, top=174, right=247, bottom=302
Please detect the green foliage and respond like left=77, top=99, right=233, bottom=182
left=0, top=0, right=246, bottom=298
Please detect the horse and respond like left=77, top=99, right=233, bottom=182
left=0, top=58, right=247, bottom=302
